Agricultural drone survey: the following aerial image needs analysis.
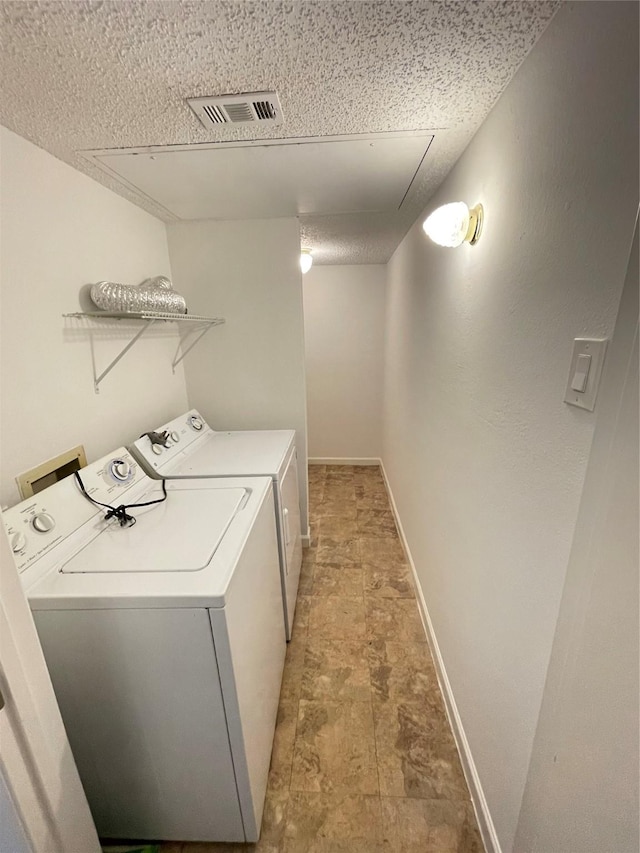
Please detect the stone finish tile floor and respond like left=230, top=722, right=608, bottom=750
left=155, top=464, right=483, bottom=853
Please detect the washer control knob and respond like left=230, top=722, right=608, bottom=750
left=189, top=415, right=203, bottom=431
left=11, top=531, right=27, bottom=552
left=110, top=459, right=131, bottom=481
left=170, top=431, right=180, bottom=443
left=32, top=513, right=55, bottom=534
left=151, top=444, right=164, bottom=456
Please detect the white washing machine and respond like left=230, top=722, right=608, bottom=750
left=130, top=410, right=303, bottom=640
left=3, top=449, right=285, bottom=844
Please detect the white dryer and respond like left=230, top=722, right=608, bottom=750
left=130, top=410, right=303, bottom=640
left=3, top=449, right=285, bottom=844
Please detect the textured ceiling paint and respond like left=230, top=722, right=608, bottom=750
left=0, top=0, right=558, bottom=263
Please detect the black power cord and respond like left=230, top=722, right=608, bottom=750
left=74, top=470, right=168, bottom=528
left=141, top=430, right=170, bottom=447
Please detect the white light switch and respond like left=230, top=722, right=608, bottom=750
left=571, top=353, right=591, bottom=392
left=564, top=338, right=607, bottom=411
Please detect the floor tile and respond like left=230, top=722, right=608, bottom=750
left=312, top=565, right=363, bottom=597
left=298, top=556, right=315, bottom=596
left=314, top=499, right=358, bottom=519
left=291, top=595, right=311, bottom=638
left=308, top=487, right=324, bottom=505
left=268, top=701, right=298, bottom=791
left=316, top=536, right=360, bottom=567
left=317, top=516, right=359, bottom=540
left=367, top=640, right=438, bottom=704
left=279, top=633, right=307, bottom=703
left=308, top=522, right=320, bottom=549
left=256, top=788, right=290, bottom=851
left=357, top=508, right=398, bottom=537
left=353, top=465, right=383, bottom=482
left=283, top=792, right=383, bottom=852
left=309, top=596, right=366, bottom=640
left=302, top=547, right=317, bottom=565
left=354, top=481, right=388, bottom=499
left=308, top=464, right=327, bottom=478
left=359, top=537, right=406, bottom=569
left=301, top=638, right=371, bottom=701
left=363, top=563, right=414, bottom=598
left=374, top=701, right=469, bottom=800
left=290, top=700, right=379, bottom=795
left=325, top=466, right=353, bottom=478
left=356, top=492, right=391, bottom=510
left=322, top=484, right=356, bottom=503
left=380, top=796, right=483, bottom=853
left=364, top=597, right=425, bottom=643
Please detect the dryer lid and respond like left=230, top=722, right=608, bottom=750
left=60, top=487, right=247, bottom=574
left=170, top=429, right=295, bottom=478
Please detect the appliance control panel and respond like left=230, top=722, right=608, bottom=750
left=131, top=410, right=212, bottom=472
left=3, top=449, right=152, bottom=574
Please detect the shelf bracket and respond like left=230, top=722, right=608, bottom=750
left=93, top=319, right=157, bottom=393
left=171, top=322, right=216, bottom=372
left=63, top=312, right=225, bottom=392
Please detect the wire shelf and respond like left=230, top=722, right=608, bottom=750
left=63, top=311, right=226, bottom=392
left=63, top=311, right=225, bottom=324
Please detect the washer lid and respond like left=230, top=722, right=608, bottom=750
left=60, top=487, right=247, bottom=574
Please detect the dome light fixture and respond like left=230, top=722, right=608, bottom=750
left=422, top=202, right=484, bottom=248
left=300, top=248, right=313, bottom=274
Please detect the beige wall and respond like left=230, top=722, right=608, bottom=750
left=0, top=127, right=188, bottom=508
left=166, top=218, right=309, bottom=531
left=381, top=3, right=639, bottom=850
left=303, top=264, right=386, bottom=460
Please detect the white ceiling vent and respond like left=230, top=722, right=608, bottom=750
left=187, top=92, right=283, bottom=128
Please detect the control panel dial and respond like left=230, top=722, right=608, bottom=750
left=11, top=531, right=27, bottom=552
left=170, top=431, right=180, bottom=443
left=109, top=459, right=134, bottom=482
left=31, top=512, right=55, bottom=533
left=151, top=444, right=164, bottom=456
left=189, top=415, right=204, bottom=431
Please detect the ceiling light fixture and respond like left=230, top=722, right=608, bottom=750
left=300, top=249, right=313, bottom=274
left=422, top=202, right=484, bottom=248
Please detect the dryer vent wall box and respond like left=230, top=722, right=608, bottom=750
left=564, top=338, right=608, bottom=412
left=16, top=445, right=87, bottom=499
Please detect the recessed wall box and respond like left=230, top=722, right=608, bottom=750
left=16, top=445, right=87, bottom=499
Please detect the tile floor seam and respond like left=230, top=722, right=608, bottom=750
left=369, top=652, right=385, bottom=805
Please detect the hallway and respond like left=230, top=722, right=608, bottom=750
left=159, top=464, right=483, bottom=852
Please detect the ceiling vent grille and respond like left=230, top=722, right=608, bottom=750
left=187, top=92, right=283, bottom=129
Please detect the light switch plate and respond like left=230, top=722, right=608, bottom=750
left=564, top=338, right=608, bottom=411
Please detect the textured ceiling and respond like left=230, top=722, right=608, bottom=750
left=0, top=0, right=558, bottom=264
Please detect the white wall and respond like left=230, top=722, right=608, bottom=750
left=381, top=3, right=639, bottom=851
left=166, top=218, right=309, bottom=531
left=303, top=264, right=385, bottom=460
left=514, top=220, right=639, bottom=853
left=0, top=127, right=188, bottom=508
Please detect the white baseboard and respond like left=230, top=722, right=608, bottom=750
left=308, top=457, right=381, bottom=466
left=379, top=461, right=501, bottom=853
left=301, top=527, right=311, bottom=547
